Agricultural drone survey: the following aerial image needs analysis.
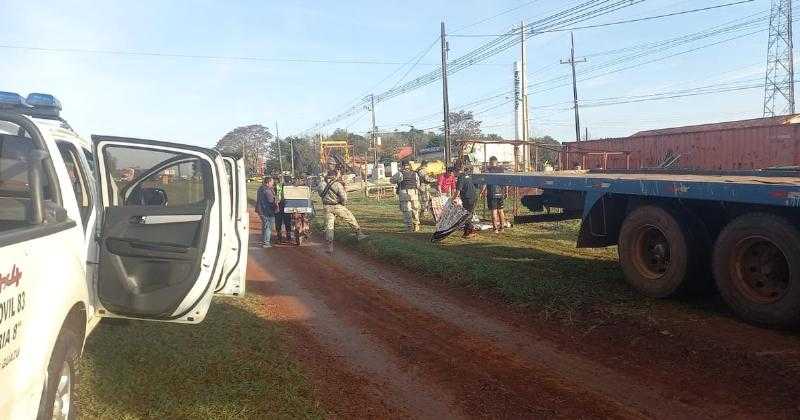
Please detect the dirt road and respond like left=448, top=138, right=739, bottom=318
left=246, top=220, right=800, bottom=418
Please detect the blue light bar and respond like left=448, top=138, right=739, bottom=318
left=0, top=91, right=27, bottom=108
left=26, top=93, right=62, bottom=110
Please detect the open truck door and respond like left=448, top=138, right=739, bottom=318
left=216, top=156, right=248, bottom=296
left=92, top=135, right=225, bottom=323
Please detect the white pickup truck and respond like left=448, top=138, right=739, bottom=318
left=0, top=92, right=249, bottom=419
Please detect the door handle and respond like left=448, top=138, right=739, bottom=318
left=131, top=215, right=203, bottom=225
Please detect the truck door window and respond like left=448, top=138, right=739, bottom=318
left=57, top=142, right=93, bottom=229
left=102, top=146, right=212, bottom=207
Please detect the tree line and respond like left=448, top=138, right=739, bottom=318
left=215, top=111, right=562, bottom=177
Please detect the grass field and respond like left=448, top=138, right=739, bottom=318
left=273, top=182, right=723, bottom=325
left=77, top=295, right=324, bottom=419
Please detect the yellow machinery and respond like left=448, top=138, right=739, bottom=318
left=411, top=159, right=445, bottom=177
left=319, top=140, right=353, bottom=172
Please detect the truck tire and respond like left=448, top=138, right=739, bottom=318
left=37, top=328, right=80, bottom=420
left=713, top=213, right=800, bottom=327
left=618, top=205, right=700, bottom=298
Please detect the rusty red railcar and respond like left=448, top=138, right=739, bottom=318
left=562, top=115, right=800, bottom=171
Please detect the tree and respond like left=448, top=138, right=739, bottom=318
left=269, top=136, right=319, bottom=176
left=532, top=135, right=561, bottom=168
left=215, top=125, right=272, bottom=177
left=447, top=111, right=482, bottom=158
left=483, top=133, right=504, bottom=142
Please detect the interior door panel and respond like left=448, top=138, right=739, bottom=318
left=98, top=203, right=211, bottom=317
left=93, top=135, right=224, bottom=322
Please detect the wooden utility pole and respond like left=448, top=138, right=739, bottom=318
left=440, top=22, right=451, bottom=163
left=289, top=137, right=295, bottom=176
left=370, top=94, right=378, bottom=168
left=519, top=21, right=532, bottom=171
left=275, top=121, right=284, bottom=174
left=561, top=32, right=586, bottom=142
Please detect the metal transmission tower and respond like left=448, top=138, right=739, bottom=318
left=763, top=0, right=795, bottom=116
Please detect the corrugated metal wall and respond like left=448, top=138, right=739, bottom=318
left=562, top=123, right=800, bottom=170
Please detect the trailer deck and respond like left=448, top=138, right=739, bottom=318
left=474, top=170, right=800, bottom=209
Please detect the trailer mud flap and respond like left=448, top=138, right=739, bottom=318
left=577, top=192, right=626, bottom=248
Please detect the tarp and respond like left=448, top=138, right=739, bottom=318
left=431, top=198, right=469, bottom=242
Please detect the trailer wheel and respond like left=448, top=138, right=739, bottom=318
left=618, top=205, right=697, bottom=298
left=713, top=213, right=800, bottom=327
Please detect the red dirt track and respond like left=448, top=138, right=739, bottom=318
left=246, top=214, right=800, bottom=419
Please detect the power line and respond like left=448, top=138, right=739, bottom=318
left=451, top=0, right=545, bottom=33
left=390, top=13, right=770, bottom=128
left=301, top=0, right=646, bottom=134
left=447, top=0, right=756, bottom=37
left=0, top=43, right=508, bottom=66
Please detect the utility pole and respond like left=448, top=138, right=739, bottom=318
left=763, top=0, right=795, bottom=116
left=513, top=61, right=522, bottom=172
left=289, top=138, right=295, bottom=177
left=561, top=32, right=586, bottom=142
left=440, top=21, right=451, bottom=163
left=584, top=127, right=589, bottom=141
left=519, top=21, right=535, bottom=171
left=275, top=121, right=284, bottom=174
left=369, top=94, right=378, bottom=168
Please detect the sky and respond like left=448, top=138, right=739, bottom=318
left=1, top=0, right=781, bottom=147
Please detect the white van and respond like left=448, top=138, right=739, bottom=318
left=0, top=92, right=248, bottom=419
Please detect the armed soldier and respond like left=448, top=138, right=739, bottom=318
left=416, top=160, right=437, bottom=221
left=391, top=160, right=421, bottom=232
left=317, top=170, right=368, bottom=253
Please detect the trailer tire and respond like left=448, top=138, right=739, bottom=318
left=713, top=213, right=800, bottom=327
left=618, top=205, right=699, bottom=298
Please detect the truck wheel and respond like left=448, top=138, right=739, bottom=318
left=38, top=328, right=80, bottom=420
left=713, top=213, right=800, bottom=327
left=618, top=205, right=697, bottom=298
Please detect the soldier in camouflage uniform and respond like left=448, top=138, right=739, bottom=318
left=416, top=160, right=437, bottom=222
left=391, top=160, right=421, bottom=232
left=317, top=170, right=367, bottom=253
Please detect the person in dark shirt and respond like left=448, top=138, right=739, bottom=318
left=485, top=156, right=507, bottom=233
left=255, top=177, right=277, bottom=248
left=453, top=159, right=478, bottom=238
left=274, top=175, right=293, bottom=243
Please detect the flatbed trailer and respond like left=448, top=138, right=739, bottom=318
left=473, top=169, right=800, bottom=327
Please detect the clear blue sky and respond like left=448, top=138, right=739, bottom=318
left=1, top=0, right=777, bottom=146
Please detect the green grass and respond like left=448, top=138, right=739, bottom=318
left=77, top=295, right=324, bottom=420
left=247, top=183, right=723, bottom=323
left=325, top=194, right=643, bottom=318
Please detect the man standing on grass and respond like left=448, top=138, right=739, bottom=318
left=391, top=160, right=421, bottom=232
left=453, top=159, right=479, bottom=238
left=416, top=160, right=437, bottom=222
left=318, top=170, right=368, bottom=253
left=485, top=156, right=508, bottom=233
left=275, top=175, right=293, bottom=243
left=255, top=177, right=277, bottom=248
